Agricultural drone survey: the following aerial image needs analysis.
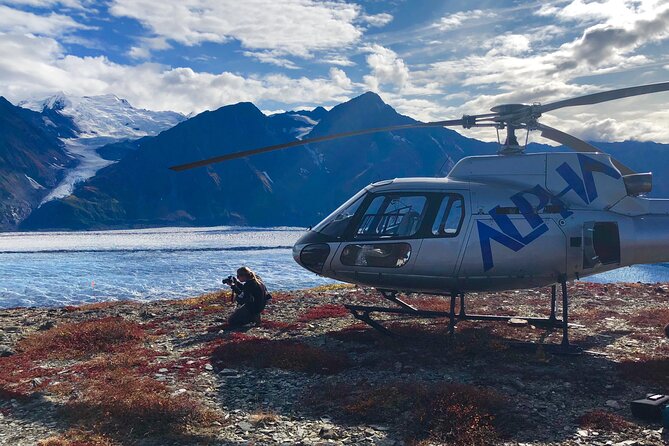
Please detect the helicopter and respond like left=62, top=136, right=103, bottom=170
left=170, top=81, right=669, bottom=353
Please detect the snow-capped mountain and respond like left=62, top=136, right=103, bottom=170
left=20, top=93, right=185, bottom=140
left=18, top=93, right=185, bottom=201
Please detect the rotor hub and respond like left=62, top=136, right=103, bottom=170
left=490, top=103, right=530, bottom=114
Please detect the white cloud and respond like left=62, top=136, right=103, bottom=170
left=362, top=12, right=393, bottom=28
left=110, top=0, right=364, bottom=59
left=320, top=56, right=355, bottom=67
left=242, top=51, right=300, bottom=69
left=362, top=44, right=409, bottom=92
left=485, top=34, right=531, bottom=56
left=537, top=0, right=666, bottom=27
left=0, top=34, right=355, bottom=114
left=0, top=0, right=88, bottom=8
left=434, top=9, right=496, bottom=31
left=400, top=1, right=669, bottom=144
left=128, top=36, right=171, bottom=60
left=0, top=4, right=88, bottom=36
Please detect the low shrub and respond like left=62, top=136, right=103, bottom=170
left=211, top=339, right=349, bottom=375
left=618, top=357, right=669, bottom=387
left=298, top=304, right=350, bottom=322
left=18, top=317, right=145, bottom=360
left=307, top=381, right=517, bottom=445
left=577, top=410, right=633, bottom=432
left=0, top=352, right=55, bottom=399
left=63, top=369, right=216, bottom=437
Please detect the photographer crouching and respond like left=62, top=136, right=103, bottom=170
left=222, top=266, right=270, bottom=328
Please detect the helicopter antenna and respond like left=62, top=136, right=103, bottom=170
left=170, top=81, right=669, bottom=175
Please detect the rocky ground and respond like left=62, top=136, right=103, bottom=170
left=1, top=282, right=668, bottom=445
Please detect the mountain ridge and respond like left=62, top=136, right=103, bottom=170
left=9, top=92, right=669, bottom=231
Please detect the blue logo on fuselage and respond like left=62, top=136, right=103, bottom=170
left=478, top=154, right=621, bottom=271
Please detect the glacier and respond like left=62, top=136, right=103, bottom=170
left=19, top=93, right=185, bottom=202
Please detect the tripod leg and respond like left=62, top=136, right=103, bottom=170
left=459, top=293, right=466, bottom=318
left=550, top=284, right=557, bottom=322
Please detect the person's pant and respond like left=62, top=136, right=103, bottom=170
left=228, top=305, right=259, bottom=328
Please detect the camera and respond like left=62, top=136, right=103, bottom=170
left=222, top=275, right=237, bottom=286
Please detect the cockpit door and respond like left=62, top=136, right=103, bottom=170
left=328, top=192, right=431, bottom=290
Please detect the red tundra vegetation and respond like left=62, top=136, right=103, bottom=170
left=17, top=317, right=145, bottom=359
left=577, top=410, right=633, bottom=432
left=298, top=303, right=350, bottom=322
left=618, top=356, right=669, bottom=387
left=38, top=429, right=117, bottom=446
left=307, top=381, right=518, bottom=446
left=1, top=316, right=219, bottom=444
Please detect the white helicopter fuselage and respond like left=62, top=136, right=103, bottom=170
left=293, top=152, right=669, bottom=293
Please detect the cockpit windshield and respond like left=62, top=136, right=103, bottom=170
left=312, top=189, right=366, bottom=238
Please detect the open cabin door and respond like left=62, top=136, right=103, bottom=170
left=583, top=221, right=621, bottom=269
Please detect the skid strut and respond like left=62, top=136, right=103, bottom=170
left=345, top=281, right=581, bottom=354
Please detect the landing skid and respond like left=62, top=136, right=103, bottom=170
left=344, top=278, right=582, bottom=355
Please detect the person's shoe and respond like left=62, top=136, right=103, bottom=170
left=253, top=314, right=262, bottom=326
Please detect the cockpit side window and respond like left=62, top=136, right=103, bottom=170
left=313, top=193, right=365, bottom=238
left=431, top=194, right=465, bottom=237
left=354, top=194, right=428, bottom=239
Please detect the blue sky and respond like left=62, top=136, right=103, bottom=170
left=1, top=0, right=669, bottom=142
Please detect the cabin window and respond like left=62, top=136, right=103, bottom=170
left=341, top=243, right=411, bottom=268
left=354, top=194, right=427, bottom=239
left=431, top=194, right=465, bottom=236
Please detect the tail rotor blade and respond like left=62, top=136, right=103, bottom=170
left=169, top=118, right=465, bottom=171
left=537, top=123, right=634, bottom=175
left=539, top=81, right=669, bottom=114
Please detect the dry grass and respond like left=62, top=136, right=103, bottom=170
left=298, top=304, right=350, bottom=322
left=211, top=338, right=349, bottom=375
left=577, top=410, right=633, bottom=432
left=249, top=411, right=279, bottom=425
left=180, top=290, right=228, bottom=307
left=17, top=317, right=145, bottom=360
left=307, top=283, right=354, bottom=293
left=407, top=296, right=452, bottom=312
left=62, top=301, right=138, bottom=313
left=307, top=381, right=517, bottom=446
left=629, top=308, right=669, bottom=329
left=38, top=430, right=117, bottom=446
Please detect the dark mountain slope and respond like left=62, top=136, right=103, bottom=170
left=0, top=97, right=76, bottom=229
left=22, top=93, right=496, bottom=230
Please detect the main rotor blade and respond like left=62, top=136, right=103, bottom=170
left=169, top=119, right=465, bottom=171
left=537, top=123, right=634, bottom=175
left=539, top=81, right=669, bottom=114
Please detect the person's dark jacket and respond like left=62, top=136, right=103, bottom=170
left=231, top=279, right=268, bottom=314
